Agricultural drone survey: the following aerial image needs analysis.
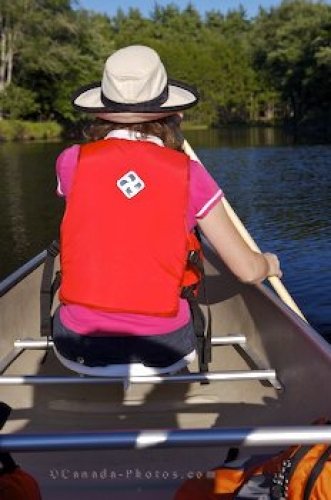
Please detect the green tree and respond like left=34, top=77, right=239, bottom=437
left=52, top=10, right=113, bottom=122
left=1, top=0, right=328, bottom=136
left=0, top=84, right=39, bottom=119
left=252, top=0, right=331, bottom=126
left=5, top=1, right=113, bottom=121
left=112, top=7, right=155, bottom=46
left=0, top=0, right=37, bottom=118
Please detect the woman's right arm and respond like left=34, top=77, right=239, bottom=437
left=197, top=200, right=282, bottom=284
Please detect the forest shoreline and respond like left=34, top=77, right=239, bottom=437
left=0, top=119, right=329, bottom=144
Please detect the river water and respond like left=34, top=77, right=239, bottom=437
left=0, top=127, right=330, bottom=338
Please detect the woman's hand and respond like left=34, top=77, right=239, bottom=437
left=263, top=252, right=282, bottom=279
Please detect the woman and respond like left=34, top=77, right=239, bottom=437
left=53, top=45, right=282, bottom=376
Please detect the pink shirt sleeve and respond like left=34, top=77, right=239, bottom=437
left=188, top=159, right=223, bottom=229
left=55, top=144, right=80, bottom=197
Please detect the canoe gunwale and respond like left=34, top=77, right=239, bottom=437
left=0, top=250, right=47, bottom=297
left=256, top=282, right=331, bottom=359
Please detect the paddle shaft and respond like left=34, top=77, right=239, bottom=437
left=182, top=139, right=307, bottom=322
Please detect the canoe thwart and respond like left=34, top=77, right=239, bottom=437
left=1, top=426, right=331, bottom=452
left=13, top=335, right=247, bottom=350
left=0, top=370, right=277, bottom=385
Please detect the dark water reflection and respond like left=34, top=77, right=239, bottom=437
left=0, top=141, right=65, bottom=267
left=0, top=128, right=330, bottom=337
left=184, top=126, right=293, bottom=149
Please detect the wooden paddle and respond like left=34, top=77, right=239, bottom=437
left=182, top=138, right=308, bottom=323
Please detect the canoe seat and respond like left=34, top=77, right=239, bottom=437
left=0, top=337, right=281, bottom=389
left=52, top=345, right=197, bottom=377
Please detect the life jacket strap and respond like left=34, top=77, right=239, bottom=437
left=40, top=240, right=60, bottom=337
left=181, top=230, right=212, bottom=378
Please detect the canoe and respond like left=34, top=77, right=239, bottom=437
left=1, top=240, right=331, bottom=499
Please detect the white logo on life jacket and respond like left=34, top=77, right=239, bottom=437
left=116, top=171, right=145, bottom=199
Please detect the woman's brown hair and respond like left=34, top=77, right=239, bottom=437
left=84, top=115, right=183, bottom=150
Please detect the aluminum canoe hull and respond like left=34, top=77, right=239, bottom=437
left=1, top=245, right=330, bottom=498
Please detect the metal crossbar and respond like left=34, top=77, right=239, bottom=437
left=13, top=335, right=247, bottom=350
left=0, top=370, right=276, bottom=385
left=1, top=427, right=331, bottom=452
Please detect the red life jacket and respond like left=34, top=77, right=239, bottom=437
left=60, top=138, right=201, bottom=316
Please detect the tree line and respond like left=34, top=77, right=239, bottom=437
left=0, top=0, right=330, bottom=136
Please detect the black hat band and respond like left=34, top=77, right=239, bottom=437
left=100, top=84, right=169, bottom=112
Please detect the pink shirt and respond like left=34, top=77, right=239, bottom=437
left=56, top=132, right=223, bottom=336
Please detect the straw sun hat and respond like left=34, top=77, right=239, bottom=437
left=72, top=45, right=199, bottom=123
